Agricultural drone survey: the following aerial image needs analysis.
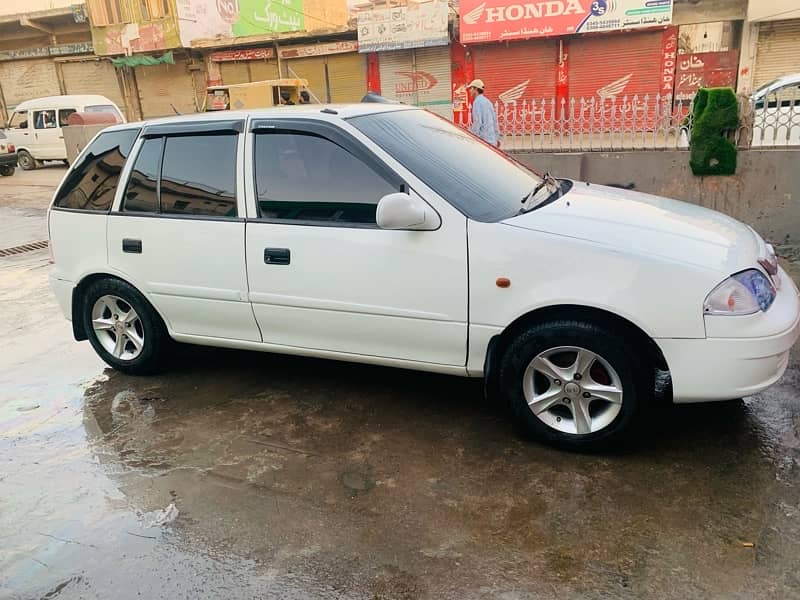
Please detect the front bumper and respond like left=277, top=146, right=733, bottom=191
left=0, top=152, right=18, bottom=167
left=659, top=272, right=800, bottom=403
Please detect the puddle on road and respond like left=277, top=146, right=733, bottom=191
left=2, top=261, right=800, bottom=599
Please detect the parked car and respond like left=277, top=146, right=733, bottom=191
left=751, top=73, right=800, bottom=147
left=5, top=95, right=124, bottom=170
left=0, top=129, right=17, bottom=176
left=48, top=105, right=800, bottom=450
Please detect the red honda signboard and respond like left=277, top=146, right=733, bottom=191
left=460, top=0, right=673, bottom=44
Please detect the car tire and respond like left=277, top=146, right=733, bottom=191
left=499, top=319, right=653, bottom=451
left=82, top=278, right=169, bottom=375
left=0, top=165, right=14, bottom=176
left=17, top=150, right=36, bottom=170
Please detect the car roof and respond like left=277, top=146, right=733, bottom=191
left=14, top=95, right=118, bottom=111
left=101, top=103, right=418, bottom=133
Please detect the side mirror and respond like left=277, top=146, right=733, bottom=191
left=19, top=121, right=27, bottom=129
left=376, top=192, right=440, bottom=231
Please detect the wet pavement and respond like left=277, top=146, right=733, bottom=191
left=2, top=170, right=800, bottom=599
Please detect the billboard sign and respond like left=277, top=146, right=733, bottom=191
left=358, top=0, right=449, bottom=53
left=460, top=0, right=673, bottom=44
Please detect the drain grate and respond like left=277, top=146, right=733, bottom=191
left=0, top=240, right=49, bottom=257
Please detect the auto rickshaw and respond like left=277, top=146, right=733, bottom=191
left=204, top=78, right=309, bottom=111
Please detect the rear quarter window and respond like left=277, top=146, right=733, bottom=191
left=53, top=129, right=140, bottom=212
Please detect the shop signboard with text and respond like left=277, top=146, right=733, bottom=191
left=178, top=0, right=304, bottom=46
left=460, top=0, right=673, bottom=44
left=358, top=0, right=449, bottom=53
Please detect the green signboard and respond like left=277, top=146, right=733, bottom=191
left=232, top=0, right=305, bottom=36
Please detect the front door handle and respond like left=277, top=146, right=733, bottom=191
left=123, top=238, right=142, bottom=254
left=264, top=247, right=290, bottom=265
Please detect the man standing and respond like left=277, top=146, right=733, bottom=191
left=468, top=79, right=500, bottom=148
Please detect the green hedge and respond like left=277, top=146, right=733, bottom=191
left=689, top=87, right=739, bottom=176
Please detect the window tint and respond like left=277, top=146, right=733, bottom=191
left=122, top=137, right=162, bottom=213
left=54, top=129, right=140, bottom=211
left=160, top=134, right=237, bottom=217
left=254, top=132, right=395, bottom=225
left=350, top=109, right=543, bottom=222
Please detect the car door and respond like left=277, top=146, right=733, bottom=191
left=108, top=120, right=261, bottom=342
left=244, top=119, right=469, bottom=367
left=31, top=109, right=63, bottom=159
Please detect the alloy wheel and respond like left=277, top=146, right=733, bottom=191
left=523, top=346, right=623, bottom=435
left=91, top=295, right=145, bottom=361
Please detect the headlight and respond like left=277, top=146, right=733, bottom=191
left=704, top=269, right=776, bottom=315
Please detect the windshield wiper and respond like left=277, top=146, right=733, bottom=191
left=520, top=172, right=559, bottom=213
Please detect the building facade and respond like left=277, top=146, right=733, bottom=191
left=0, top=4, right=100, bottom=123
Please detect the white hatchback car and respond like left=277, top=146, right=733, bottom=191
left=48, top=105, right=800, bottom=450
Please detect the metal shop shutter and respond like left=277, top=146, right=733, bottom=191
left=377, top=48, right=450, bottom=116
left=135, top=57, right=198, bottom=118
left=249, top=59, right=280, bottom=81
left=285, top=56, right=327, bottom=102
left=413, top=46, right=452, bottom=119
left=378, top=50, right=414, bottom=104
left=568, top=30, right=664, bottom=102
left=754, top=20, right=800, bottom=87
left=326, top=52, right=367, bottom=103
left=0, top=59, right=60, bottom=108
left=60, top=60, right=126, bottom=117
left=220, top=61, right=251, bottom=85
left=472, top=40, right=558, bottom=105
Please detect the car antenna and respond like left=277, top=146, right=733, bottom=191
left=170, top=103, right=181, bottom=115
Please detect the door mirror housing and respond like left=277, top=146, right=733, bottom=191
left=376, top=192, right=440, bottom=231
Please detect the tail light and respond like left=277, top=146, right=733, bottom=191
left=48, top=240, right=55, bottom=264
left=8, top=144, right=15, bottom=153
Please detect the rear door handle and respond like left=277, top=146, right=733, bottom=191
left=123, top=238, right=142, bottom=254
left=264, top=247, right=290, bottom=265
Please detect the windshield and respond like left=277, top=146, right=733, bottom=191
left=349, top=109, right=544, bottom=222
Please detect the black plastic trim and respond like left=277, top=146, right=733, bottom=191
left=50, top=206, right=109, bottom=215
left=142, top=120, right=244, bottom=137
left=109, top=211, right=245, bottom=223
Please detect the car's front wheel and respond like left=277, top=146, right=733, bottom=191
left=500, top=320, right=652, bottom=451
left=82, top=278, right=168, bottom=375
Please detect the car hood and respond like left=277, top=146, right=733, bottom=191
left=503, top=183, right=760, bottom=274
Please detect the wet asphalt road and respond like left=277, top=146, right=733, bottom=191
left=2, top=167, right=800, bottom=599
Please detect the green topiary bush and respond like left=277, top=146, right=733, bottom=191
left=689, top=87, right=739, bottom=176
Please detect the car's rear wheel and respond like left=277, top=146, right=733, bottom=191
left=499, top=320, right=653, bottom=451
left=17, top=150, right=36, bottom=170
left=0, top=165, right=14, bottom=176
left=82, top=278, right=168, bottom=375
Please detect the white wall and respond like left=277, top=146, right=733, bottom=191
left=748, top=0, right=800, bottom=22
left=0, top=0, right=77, bottom=17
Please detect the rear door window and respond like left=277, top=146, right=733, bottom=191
left=121, top=133, right=238, bottom=218
left=160, top=135, right=237, bottom=217
left=53, top=129, right=140, bottom=211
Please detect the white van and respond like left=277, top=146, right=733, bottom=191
left=5, top=95, right=124, bottom=169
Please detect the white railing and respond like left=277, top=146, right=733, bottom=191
left=454, top=90, right=800, bottom=152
